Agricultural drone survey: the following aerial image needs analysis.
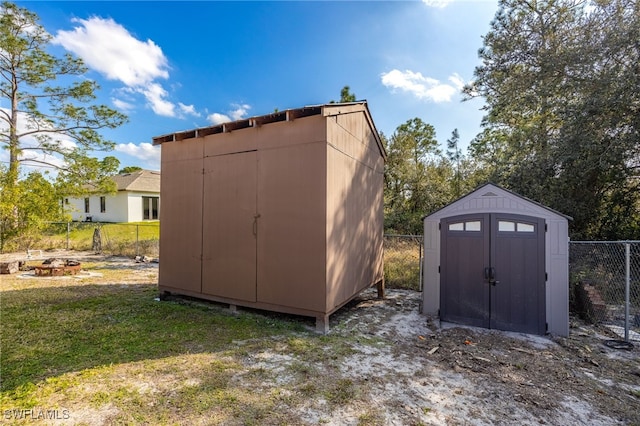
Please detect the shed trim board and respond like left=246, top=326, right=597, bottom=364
left=156, top=102, right=384, bottom=331
left=423, top=183, right=570, bottom=336
left=153, top=101, right=387, bottom=161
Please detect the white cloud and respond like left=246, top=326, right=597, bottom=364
left=54, top=17, right=168, bottom=86
left=140, top=83, right=174, bottom=117
left=381, top=69, right=464, bottom=103
left=207, top=104, right=251, bottom=125
left=207, top=113, right=231, bottom=125
left=53, top=17, right=189, bottom=119
left=448, top=73, right=465, bottom=91
left=422, top=0, right=454, bottom=8
left=115, top=142, right=160, bottom=169
left=112, top=98, right=135, bottom=112
left=230, top=104, right=251, bottom=120
left=178, top=103, right=200, bottom=117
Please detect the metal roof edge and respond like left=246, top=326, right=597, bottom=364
left=152, top=104, right=324, bottom=145
left=151, top=101, right=387, bottom=161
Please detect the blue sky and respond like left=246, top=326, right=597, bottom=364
left=13, top=0, right=499, bottom=172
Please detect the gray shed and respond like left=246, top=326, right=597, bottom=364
left=422, top=183, right=570, bottom=336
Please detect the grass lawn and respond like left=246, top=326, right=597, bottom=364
left=0, top=236, right=424, bottom=424
left=0, top=259, right=386, bottom=425
left=383, top=237, right=422, bottom=291
left=2, top=255, right=638, bottom=425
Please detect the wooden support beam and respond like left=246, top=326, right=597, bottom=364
left=315, top=314, right=329, bottom=334
left=377, top=278, right=385, bottom=299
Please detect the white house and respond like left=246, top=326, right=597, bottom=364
left=65, top=170, right=160, bottom=223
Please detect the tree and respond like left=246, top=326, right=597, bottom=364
left=384, top=118, right=451, bottom=233
left=339, top=85, right=356, bottom=102
left=465, top=0, right=640, bottom=239
left=0, top=168, right=67, bottom=251
left=119, top=166, right=143, bottom=174
left=446, top=129, right=462, bottom=198
left=0, top=2, right=126, bottom=250
left=0, top=1, right=126, bottom=187
left=330, top=85, right=356, bottom=103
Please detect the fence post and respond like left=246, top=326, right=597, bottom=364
left=625, top=242, right=631, bottom=342
left=66, top=222, right=70, bottom=250
left=419, top=240, right=423, bottom=292
left=136, top=225, right=139, bottom=257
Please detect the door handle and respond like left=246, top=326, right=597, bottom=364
left=253, top=216, right=258, bottom=236
left=489, top=267, right=499, bottom=286
left=486, top=267, right=499, bottom=285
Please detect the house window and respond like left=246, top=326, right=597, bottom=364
left=143, top=196, right=159, bottom=220
left=84, top=198, right=90, bottom=213
left=100, top=196, right=106, bottom=213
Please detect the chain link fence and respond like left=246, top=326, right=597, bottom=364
left=12, top=225, right=639, bottom=342
left=11, top=229, right=421, bottom=285
left=10, top=222, right=160, bottom=258
left=383, top=234, right=423, bottom=291
left=570, top=241, right=640, bottom=341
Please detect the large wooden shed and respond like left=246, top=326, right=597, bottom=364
left=152, top=102, right=385, bottom=331
left=422, top=183, right=570, bottom=336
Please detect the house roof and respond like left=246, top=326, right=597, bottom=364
left=151, top=101, right=386, bottom=159
left=112, top=170, right=160, bottom=193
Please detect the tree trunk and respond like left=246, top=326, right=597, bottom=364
left=92, top=227, right=102, bottom=253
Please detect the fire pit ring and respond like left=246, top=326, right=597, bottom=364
left=34, top=259, right=82, bottom=277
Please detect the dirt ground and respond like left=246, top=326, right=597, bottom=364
left=3, top=250, right=640, bottom=425
left=328, top=288, right=640, bottom=425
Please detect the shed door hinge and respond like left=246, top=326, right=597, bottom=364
left=438, top=265, right=441, bottom=273
left=545, top=223, right=548, bottom=232
left=545, top=272, right=548, bottom=281
left=439, top=223, right=441, bottom=230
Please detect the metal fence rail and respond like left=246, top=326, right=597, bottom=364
left=16, top=226, right=420, bottom=275
left=14, top=222, right=160, bottom=258
left=11, top=224, right=638, bottom=341
left=570, top=241, right=640, bottom=341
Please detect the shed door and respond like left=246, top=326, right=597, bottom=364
left=441, top=213, right=546, bottom=334
left=202, top=151, right=257, bottom=302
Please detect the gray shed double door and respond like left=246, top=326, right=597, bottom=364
left=440, top=213, right=546, bottom=335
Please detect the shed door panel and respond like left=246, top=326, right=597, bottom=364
left=491, top=214, right=546, bottom=334
left=256, top=143, right=326, bottom=312
left=158, top=144, right=203, bottom=294
left=440, top=214, right=490, bottom=328
left=440, top=213, right=546, bottom=335
left=202, top=152, right=257, bottom=302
